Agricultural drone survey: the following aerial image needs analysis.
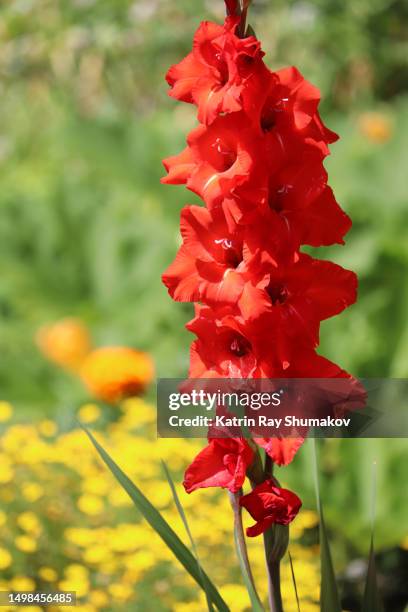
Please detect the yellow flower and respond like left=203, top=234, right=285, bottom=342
left=89, top=590, right=109, bottom=607
left=77, top=403, right=101, bottom=424
left=108, top=486, right=132, bottom=507
left=358, top=111, right=393, bottom=144
left=64, top=564, right=89, bottom=579
left=0, top=454, right=14, bottom=483
left=36, top=317, right=91, bottom=370
left=64, top=528, right=96, bottom=547
left=297, top=509, right=318, bottom=529
left=124, top=550, right=156, bottom=572
left=0, top=511, right=6, bottom=527
left=21, top=482, right=44, bottom=502
left=107, top=582, right=134, bottom=602
left=120, top=397, right=155, bottom=426
left=80, top=346, right=154, bottom=403
left=17, top=512, right=42, bottom=536
left=11, top=576, right=36, bottom=591
left=77, top=494, right=104, bottom=516
left=59, top=578, right=89, bottom=599
left=38, top=567, right=58, bottom=582
left=82, top=545, right=112, bottom=565
left=38, top=419, right=58, bottom=437
left=220, top=584, right=251, bottom=612
left=81, top=475, right=109, bottom=496
left=0, top=547, right=12, bottom=569
left=15, top=535, right=38, bottom=553
left=176, top=601, right=206, bottom=612
left=0, top=401, right=13, bottom=422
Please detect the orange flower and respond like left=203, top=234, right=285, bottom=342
left=358, top=112, right=393, bottom=144
left=80, top=347, right=154, bottom=403
left=36, top=318, right=91, bottom=370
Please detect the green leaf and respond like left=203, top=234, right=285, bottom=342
left=362, top=461, right=384, bottom=612
left=245, top=24, right=257, bottom=38
left=362, top=536, right=384, bottom=612
left=161, top=460, right=214, bottom=612
left=311, top=440, right=342, bottom=612
left=82, top=427, right=229, bottom=612
left=288, top=550, right=301, bottom=612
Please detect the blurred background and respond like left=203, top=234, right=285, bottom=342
left=0, top=0, right=407, bottom=610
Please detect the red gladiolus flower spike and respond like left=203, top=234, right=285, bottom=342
left=240, top=480, right=302, bottom=536
left=162, top=1, right=362, bottom=529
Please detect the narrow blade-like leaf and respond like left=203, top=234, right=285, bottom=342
left=288, top=550, right=301, bottom=612
left=311, top=440, right=341, bottom=612
left=362, top=462, right=384, bottom=612
left=161, top=460, right=214, bottom=612
left=362, top=536, right=384, bottom=612
left=83, top=427, right=229, bottom=612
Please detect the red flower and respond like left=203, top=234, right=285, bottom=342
left=162, top=205, right=246, bottom=304
left=238, top=252, right=358, bottom=360
left=162, top=113, right=264, bottom=209
left=224, top=152, right=351, bottom=246
left=240, top=480, right=302, bottom=536
left=166, top=18, right=267, bottom=124
left=267, top=151, right=352, bottom=246
left=183, top=437, right=254, bottom=493
left=258, top=67, right=338, bottom=162
left=162, top=3, right=363, bottom=501
left=255, top=436, right=304, bottom=466
left=262, top=67, right=322, bottom=132
left=187, top=305, right=262, bottom=378
left=162, top=205, right=286, bottom=307
left=188, top=303, right=362, bottom=377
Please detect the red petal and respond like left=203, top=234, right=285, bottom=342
left=298, top=186, right=352, bottom=246
left=166, top=52, right=204, bottom=103
left=161, top=147, right=195, bottom=184
left=255, top=437, right=304, bottom=466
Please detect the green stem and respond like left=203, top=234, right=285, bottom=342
left=228, top=491, right=264, bottom=610
left=237, top=6, right=248, bottom=37
left=264, top=530, right=284, bottom=612
left=264, top=453, right=273, bottom=478
left=263, top=454, right=284, bottom=612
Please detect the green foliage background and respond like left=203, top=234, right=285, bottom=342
left=0, top=0, right=407, bottom=584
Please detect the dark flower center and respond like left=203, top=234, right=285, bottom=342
left=261, top=108, right=276, bottom=133
left=214, top=238, right=243, bottom=268
left=230, top=335, right=251, bottom=357
left=216, top=57, right=229, bottom=86
left=267, top=283, right=288, bottom=305
left=211, top=137, right=237, bottom=172
left=261, top=97, right=288, bottom=133
left=269, top=184, right=293, bottom=212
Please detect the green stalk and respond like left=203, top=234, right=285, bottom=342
left=263, top=455, right=285, bottom=612
left=228, top=491, right=264, bottom=611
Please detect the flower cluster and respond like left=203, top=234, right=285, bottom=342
left=162, top=8, right=357, bottom=535
left=36, top=318, right=154, bottom=403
